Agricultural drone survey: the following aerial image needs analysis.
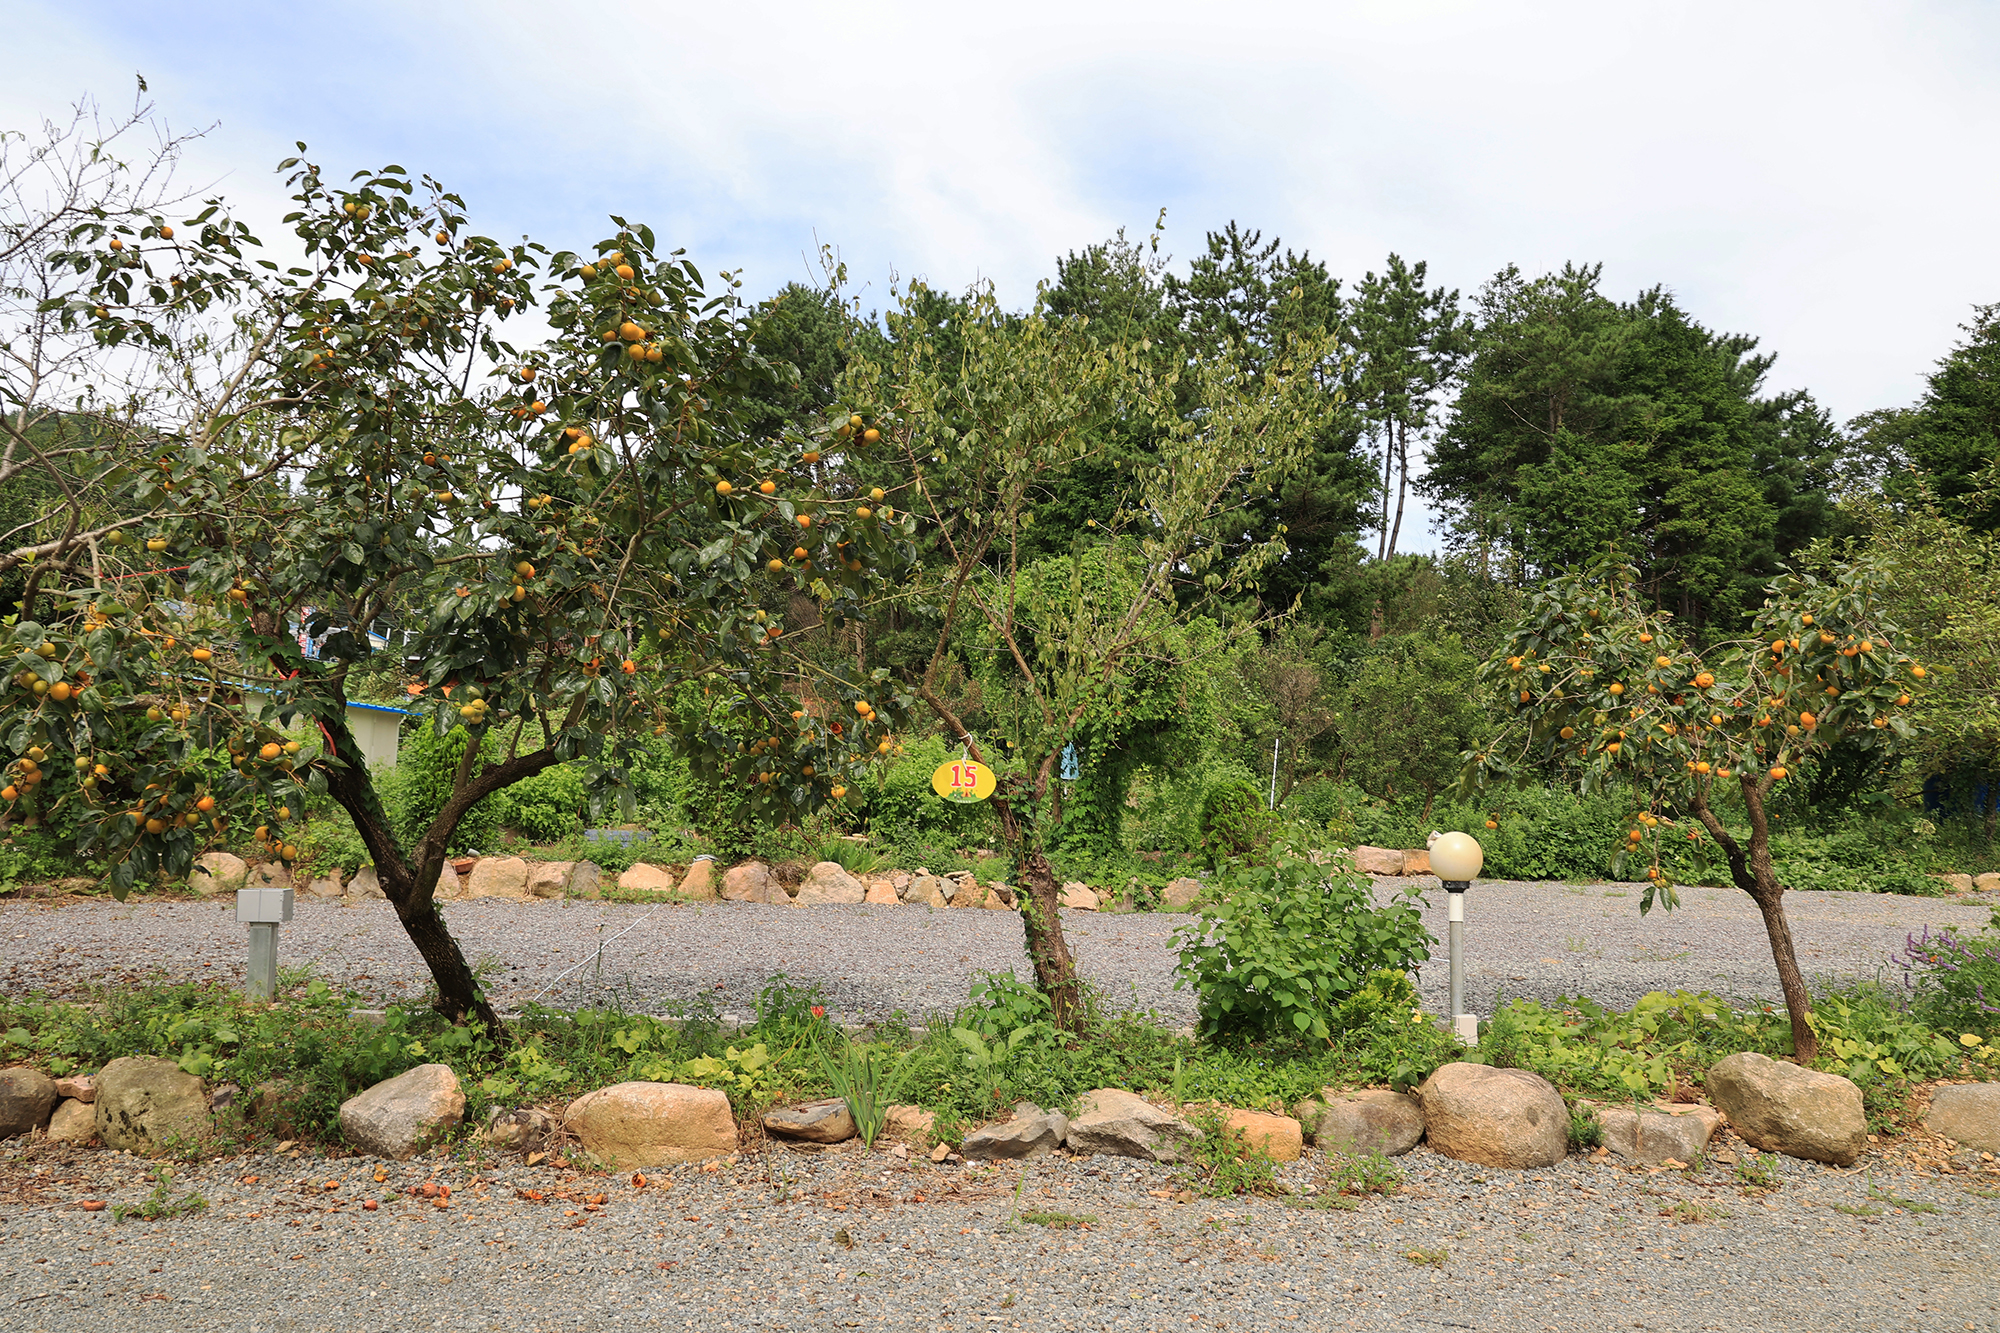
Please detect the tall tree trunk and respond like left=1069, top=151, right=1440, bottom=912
left=1387, top=419, right=1410, bottom=560
left=1376, top=427, right=1394, bottom=560
left=1691, top=780, right=1818, bottom=1063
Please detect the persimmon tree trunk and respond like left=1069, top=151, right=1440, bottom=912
left=313, top=704, right=560, bottom=1039
left=1690, top=777, right=1818, bottom=1064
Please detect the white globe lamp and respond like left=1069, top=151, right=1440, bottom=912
left=1430, top=831, right=1484, bottom=1042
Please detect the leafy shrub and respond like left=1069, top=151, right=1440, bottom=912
left=1283, top=778, right=1344, bottom=829
left=861, top=735, right=995, bottom=848
left=379, top=724, right=506, bottom=853
left=1174, top=861, right=1434, bottom=1043
left=0, top=827, right=83, bottom=890
left=1201, top=778, right=1274, bottom=866
left=496, top=763, right=588, bottom=844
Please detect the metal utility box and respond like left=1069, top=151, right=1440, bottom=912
left=235, top=887, right=295, bottom=924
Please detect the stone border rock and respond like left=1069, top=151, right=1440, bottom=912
left=178, top=855, right=1223, bottom=914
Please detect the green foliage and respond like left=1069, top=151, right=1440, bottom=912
left=1179, top=1109, right=1283, bottom=1198
left=1896, top=918, right=2000, bottom=1043
left=1475, top=985, right=1970, bottom=1102
left=860, top=733, right=996, bottom=849
left=1338, top=631, right=1489, bottom=815
left=1427, top=263, right=1842, bottom=629
left=1567, top=1103, right=1604, bottom=1151
left=1200, top=777, right=1275, bottom=866
left=815, top=835, right=884, bottom=878
left=382, top=725, right=506, bottom=855
left=1327, top=1151, right=1404, bottom=1197
left=114, top=1166, right=208, bottom=1223
left=1175, top=861, right=1434, bottom=1043
left=1734, top=1152, right=1780, bottom=1191
left=816, top=1034, right=911, bottom=1147
left=495, top=762, right=588, bottom=843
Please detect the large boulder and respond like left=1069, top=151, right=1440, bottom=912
left=1590, top=1102, right=1721, bottom=1165
left=1065, top=1089, right=1200, bottom=1161
left=0, top=1067, right=57, bottom=1138
left=565, top=1082, right=738, bottom=1167
left=722, top=861, right=787, bottom=904
left=942, top=871, right=977, bottom=904
left=1349, top=846, right=1406, bottom=876
left=569, top=861, right=603, bottom=899
left=617, top=863, right=678, bottom=896
left=47, top=1098, right=96, bottom=1145
left=189, top=852, right=248, bottom=896
left=432, top=862, right=464, bottom=900
left=348, top=864, right=384, bottom=899
left=862, top=878, right=900, bottom=905
left=901, top=873, right=948, bottom=908
left=94, top=1057, right=210, bottom=1156
left=1059, top=882, right=1100, bottom=911
left=1934, top=873, right=1976, bottom=894
left=1706, top=1052, right=1866, bottom=1166
left=961, top=1104, right=1069, bottom=1161
left=338, top=1063, right=465, bottom=1160
left=1925, top=1082, right=2000, bottom=1153
left=795, top=862, right=866, bottom=905
left=1399, top=848, right=1432, bottom=876
left=1161, top=878, right=1203, bottom=911
left=763, top=1099, right=856, bottom=1144
left=1298, top=1088, right=1425, bottom=1156
left=526, top=861, right=574, bottom=899
left=1417, top=1063, right=1567, bottom=1169
left=1223, top=1109, right=1302, bottom=1162
left=1974, top=872, right=2000, bottom=895
left=304, top=873, right=345, bottom=899
left=677, top=859, right=718, bottom=901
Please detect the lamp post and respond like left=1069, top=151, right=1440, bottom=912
left=235, top=884, right=294, bottom=1001
left=1429, top=831, right=1484, bottom=1043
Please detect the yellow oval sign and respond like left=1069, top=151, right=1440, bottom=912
left=932, top=758, right=996, bottom=803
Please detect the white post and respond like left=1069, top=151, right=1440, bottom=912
left=1268, top=735, right=1279, bottom=810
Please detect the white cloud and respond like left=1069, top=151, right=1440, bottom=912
left=5, top=0, right=1996, bottom=553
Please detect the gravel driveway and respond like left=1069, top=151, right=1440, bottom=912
left=1, top=1131, right=1994, bottom=1331
left=2, top=879, right=1992, bottom=1025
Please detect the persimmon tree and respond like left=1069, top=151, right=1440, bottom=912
left=842, top=283, right=1327, bottom=1033
left=1469, top=553, right=1926, bottom=1062
left=1, top=151, right=906, bottom=1034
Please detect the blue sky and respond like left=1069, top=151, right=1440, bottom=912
left=6, top=1, right=1998, bottom=551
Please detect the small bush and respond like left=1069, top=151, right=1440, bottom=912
left=1175, top=861, right=1434, bottom=1044
left=496, top=764, right=589, bottom=844
left=1200, top=778, right=1275, bottom=866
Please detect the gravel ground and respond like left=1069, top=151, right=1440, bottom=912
left=1, top=1130, right=1995, bottom=1331
left=1, top=878, right=1992, bottom=1026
